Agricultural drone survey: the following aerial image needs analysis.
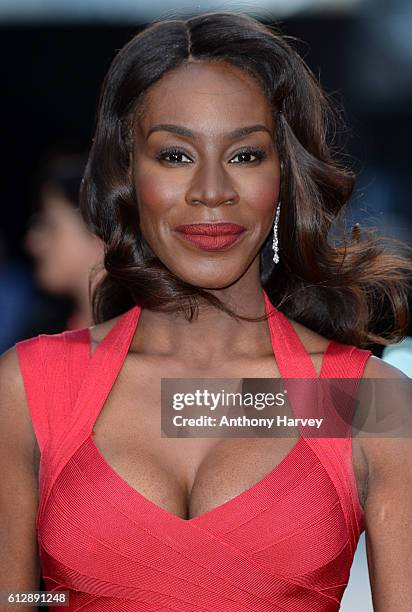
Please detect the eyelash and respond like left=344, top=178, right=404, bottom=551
left=156, top=146, right=267, bottom=165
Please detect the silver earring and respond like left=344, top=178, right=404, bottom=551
left=272, top=201, right=281, bottom=264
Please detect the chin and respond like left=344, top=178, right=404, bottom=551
left=156, top=246, right=251, bottom=289
left=37, top=272, right=66, bottom=295
left=172, top=267, right=243, bottom=291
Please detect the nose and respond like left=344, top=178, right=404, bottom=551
left=185, top=159, right=239, bottom=208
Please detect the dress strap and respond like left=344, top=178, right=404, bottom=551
left=36, top=305, right=141, bottom=530
left=262, top=289, right=373, bottom=554
left=320, top=340, right=373, bottom=378
left=263, top=292, right=318, bottom=378
left=62, top=327, right=92, bottom=413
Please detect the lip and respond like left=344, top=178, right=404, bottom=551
left=175, top=222, right=247, bottom=235
left=174, top=222, right=247, bottom=252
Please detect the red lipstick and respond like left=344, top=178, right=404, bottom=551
left=174, top=223, right=247, bottom=251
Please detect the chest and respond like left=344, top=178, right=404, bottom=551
left=34, top=335, right=367, bottom=606
left=79, top=352, right=368, bottom=520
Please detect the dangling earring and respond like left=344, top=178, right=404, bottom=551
left=272, top=201, right=281, bottom=264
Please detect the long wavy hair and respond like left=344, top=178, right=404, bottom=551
left=80, top=11, right=412, bottom=347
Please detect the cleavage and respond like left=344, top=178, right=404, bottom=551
left=92, top=425, right=300, bottom=521
left=90, top=354, right=299, bottom=521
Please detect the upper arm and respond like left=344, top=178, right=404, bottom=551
left=360, top=356, right=412, bottom=611
left=0, top=345, right=41, bottom=603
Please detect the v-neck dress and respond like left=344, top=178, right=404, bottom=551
left=16, top=289, right=372, bottom=611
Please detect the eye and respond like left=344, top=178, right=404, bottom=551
left=156, top=147, right=193, bottom=164
left=229, top=147, right=267, bottom=164
left=156, top=146, right=267, bottom=165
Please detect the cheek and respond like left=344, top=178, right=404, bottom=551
left=243, top=174, right=280, bottom=226
left=252, top=184, right=279, bottom=211
left=134, top=171, right=182, bottom=231
left=25, top=229, right=47, bottom=257
left=134, top=161, right=280, bottom=247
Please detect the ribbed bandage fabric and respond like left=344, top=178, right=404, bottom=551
left=16, top=289, right=372, bottom=611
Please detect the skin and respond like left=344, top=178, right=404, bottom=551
left=1, top=59, right=410, bottom=610
left=24, top=186, right=104, bottom=327
left=98, top=60, right=409, bottom=608
left=124, top=60, right=285, bottom=365
left=87, top=60, right=302, bottom=524
left=132, top=61, right=280, bottom=294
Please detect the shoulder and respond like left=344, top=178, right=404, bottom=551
left=88, top=313, right=125, bottom=356
left=354, top=354, right=411, bottom=502
left=362, top=353, right=408, bottom=379
left=284, top=316, right=331, bottom=355
left=286, top=316, right=409, bottom=378
left=0, top=345, right=37, bottom=464
left=0, top=343, right=27, bottom=395
left=0, top=344, right=32, bottom=409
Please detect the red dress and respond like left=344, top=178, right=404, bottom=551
left=16, top=289, right=372, bottom=611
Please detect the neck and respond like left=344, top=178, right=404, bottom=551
left=130, top=263, right=273, bottom=366
left=68, top=277, right=94, bottom=328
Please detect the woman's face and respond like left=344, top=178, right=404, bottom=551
left=25, top=187, right=104, bottom=294
left=131, top=60, right=281, bottom=289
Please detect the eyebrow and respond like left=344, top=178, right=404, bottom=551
left=146, top=123, right=272, bottom=140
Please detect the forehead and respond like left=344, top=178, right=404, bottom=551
left=135, top=61, right=274, bottom=138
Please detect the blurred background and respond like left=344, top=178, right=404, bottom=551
left=1, top=1, right=411, bottom=607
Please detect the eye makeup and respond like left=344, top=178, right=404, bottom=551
left=155, top=146, right=268, bottom=165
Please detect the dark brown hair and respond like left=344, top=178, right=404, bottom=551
left=80, top=11, right=412, bottom=347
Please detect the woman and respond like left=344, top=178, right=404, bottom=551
left=24, top=153, right=105, bottom=331
left=1, top=11, right=411, bottom=611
